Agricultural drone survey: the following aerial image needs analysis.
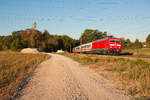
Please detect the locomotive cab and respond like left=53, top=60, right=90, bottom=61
left=108, top=38, right=122, bottom=54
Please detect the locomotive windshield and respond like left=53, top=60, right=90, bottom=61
left=110, top=39, right=120, bottom=43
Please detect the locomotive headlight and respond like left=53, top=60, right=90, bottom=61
left=117, top=44, right=121, bottom=46
left=110, top=44, right=115, bottom=46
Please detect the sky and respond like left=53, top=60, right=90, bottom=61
left=0, top=0, right=150, bottom=41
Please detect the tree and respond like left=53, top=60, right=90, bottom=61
left=121, top=38, right=127, bottom=49
left=0, top=43, right=2, bottom=50
left=80, top=29, right=104, bottom=44
left=39, top=42, right=47, bottom=51
left=0, top=36, right=13, bottom=49
left=30, top=33, right=36, bottom=48
left=134, top=39, right=143, bottom=49
left=57, top=38, right=64, bottom=50
left=42, top=30, right=51, bottom=40
left=146, top=34, right=150, bottom=48
left=60, top=35, right=73, bottom=51
left=10, top=38, right=23, bottom=51
left=21, top=39, right=29, bottom=48
left=80, top=29, right=103, bottom=44
left=126, top=38, right=132, bottom=48
left=47, top=37, right=58, bottom=52
left=12, top=31, right=22, bottom=39
left=146, top=34, right=150, bottom=42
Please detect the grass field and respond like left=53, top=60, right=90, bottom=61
left=0, top=51, right=49, bottom=100
left=61, top=52, right=150, bottom=99
left=122, top=48, right=150, bottom=57
left=122, top=48, right=150, bottom=53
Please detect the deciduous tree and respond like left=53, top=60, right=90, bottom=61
left=79, top=29, right=103, bottom=44
left=146, top=34, right=150, bottom=48
left=134, top=39, right=143, bottom=49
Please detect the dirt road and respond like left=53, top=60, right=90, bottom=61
left=16, top=54, right=133, bottom=100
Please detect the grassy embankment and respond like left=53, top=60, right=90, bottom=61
left=0, top=51, right=49, bottom=100
left=122, top=48, right=150, bottom=57
left=61, top=52, right=150, bottom=99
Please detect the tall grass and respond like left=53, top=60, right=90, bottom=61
left=61, top=52, right=150, bottom=98
left=0, top=51, right=49, bottom=100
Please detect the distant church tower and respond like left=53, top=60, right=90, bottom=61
left=32, top=22, right=37, bottom=34
left=33, top=22, right=37, bottom=30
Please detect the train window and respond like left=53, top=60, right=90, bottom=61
left=80, top=44, right=91, bottom=49
left=81, top=46, right=85, bottom=49
left=87, top=45, right=90, bottom=48
left=110, top=39, right=120, bottom=43
left=76, top=47, right=80, bottom=49
left=84, top=44, right=90, bottom=48
left=116, top=41, right=120, bottom=43
left=110, top=40, right=115, bottom=42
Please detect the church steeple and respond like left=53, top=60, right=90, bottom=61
left=33, top=21, right=37, bottom=30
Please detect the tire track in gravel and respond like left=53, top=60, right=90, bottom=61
left=58, top=61, right=89, bottom=100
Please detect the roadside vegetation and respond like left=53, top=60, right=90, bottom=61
left=122, top=48, right=150, bottom=54
left=122, top=48, right=150, bottom=57
left=61, top=52, right=150, bottom=99
left=0, top=51, right=49, bottom=100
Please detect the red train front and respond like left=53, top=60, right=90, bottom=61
left=92, top=37, right=122, bottom=54
left=73, top=37, right=122, bottom=54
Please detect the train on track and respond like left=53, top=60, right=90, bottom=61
left=73, top=37, right=122, bottom=55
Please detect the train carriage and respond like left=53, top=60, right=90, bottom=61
left=73, top=37, right=122, bottom=54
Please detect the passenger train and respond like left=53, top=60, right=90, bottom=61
left=73, top=37, right=122, bottom=54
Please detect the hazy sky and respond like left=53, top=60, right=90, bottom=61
left=0, top=0, right=150, bottom=41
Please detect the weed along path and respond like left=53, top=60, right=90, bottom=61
left=17, top=54, right=133, bottom=100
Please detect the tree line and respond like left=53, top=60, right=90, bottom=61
left=0, top=29, right=79, bottom=52
left=121, top=34, right=150, bottom=49
left=0, top=28, right=150, bottom=52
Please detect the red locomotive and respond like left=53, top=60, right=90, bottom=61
left=73, top=37, right=122, bottom=54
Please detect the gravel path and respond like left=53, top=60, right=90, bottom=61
left=16, top=53, right=133, bottom=100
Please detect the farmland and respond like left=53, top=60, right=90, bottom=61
left=0, top=51, right=49, bottom=100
